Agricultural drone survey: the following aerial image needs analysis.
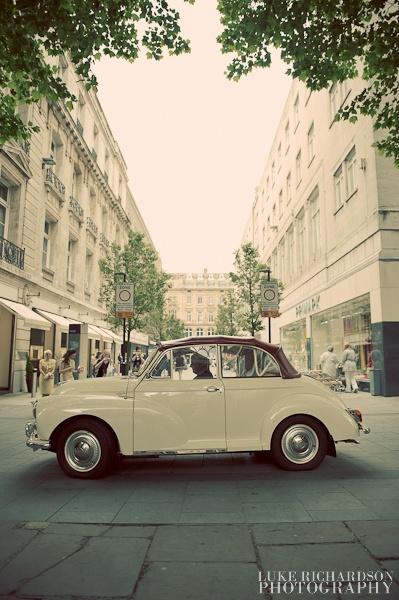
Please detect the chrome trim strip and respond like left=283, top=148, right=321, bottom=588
left=134, top=448, right=227, bottom=456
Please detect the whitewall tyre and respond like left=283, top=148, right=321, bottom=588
left=271, top=416, right=327, bottom=471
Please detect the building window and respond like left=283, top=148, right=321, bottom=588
left=277, top=143, right=282, bottom=167
left=286, top=226, right=294, bottom=281
left=208, top=313, right=214, bottom=323
left=278, top=238, right=285, bottom=283
left=85, top=252, right=93, bottom=291
left=329, top=83, right=339, bottom=122
left=186, top=292, right=191, bottom=304
left=307, top=123, right=315, bottom=164
left=296, top=151, right=302, bottom=185
left=278, top=189, right=283, bottom=216
left=0, top=182, right=9, bottom=239
left=197, top=296, right=202, bottom=304
left=272, top=203, right=276, bottom=227
left=267, top=216, right=270, bottom=240
left=196, top=328, right=203, bottom=336
left=334, top=165, right=344, bottom=210
left=66, top=239, right=76, bottom=282
left=271, top=161, right=275, bottom=184
left=186, top=311, right=192, bottom=322
left=285, top=121, right=290, bottom=152
left=345, top=146, right=357, bottom=196
left=309, top=188, right=320, bottom=259
left=293, top=94, right=299, bottom=129
left=42, top=219, right=51, bottom=269
left=286, top=172, right=292, bottom=205
left=197, top=311, right=203, bottom=322
left=296, top=209, right=305, bottom=269
left=208, top=328, right=215, bottom=335
left=185, top=328, right=192, bottom=337
left=334, top=146, right=357, bottom=210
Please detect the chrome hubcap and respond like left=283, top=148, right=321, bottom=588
left=64, top=430, right=101, bottom=472
left=281, top=425, right=319, bottom=464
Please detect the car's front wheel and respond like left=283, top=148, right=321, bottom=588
left=56, top=419, right=116, bottom=478
left=271, top=416, right=327, bottom=470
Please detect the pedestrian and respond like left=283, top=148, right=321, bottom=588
left=341, top=343, right=359, bottom=393
left=174, top=352, right=186, bottom=380
left=90, top=353, right=97, bottom=378
left=39, top=349, right=56, bottom=396
left=131, top=347, right=144, bottom=372
left=59, top=349, right=77, bottom=383
left=95, top=351, right=111, bottom=377
left=320, top=345, right=339, bottom=378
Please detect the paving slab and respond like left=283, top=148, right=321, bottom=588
left=133, top=562, right=260, bottom=600
left=19, top=537, right=149, bottom=597
left=243, top=501, right=311, bottom=523
left=42, top=523, right=109, bottom=537
left=0, top=533, right=82, bottom=595
left=258, top=542, right=380, bottom=574
left=179, top=511, right=246, bottom=524
left=308, top=508, right=379, bottom=521
left=103, top=525, right=156, bottom=538
left=113, top=501, right=183, bottom=524
left=347, top=520, right=399, bottom=558
left=147, top=525, right=256, bottom=562
left=0, top=523, right=37, bottom=571
left=252, top=522, right=354, bottom=545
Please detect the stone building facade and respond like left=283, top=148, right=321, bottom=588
left=242, top=77, right=399, bottom=396
left=166, top=270, right=233, bottom=337
left=0, top=55, right=155, bottom=392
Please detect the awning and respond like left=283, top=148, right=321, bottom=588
left=87, top=324, right=104, bottom=340
left=96, top=326, right=123, bottom=344
left=35, top=309, right=79, bottom=330
left=0, top=298, right=51, bottom=330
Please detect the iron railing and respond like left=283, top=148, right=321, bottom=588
left=99, top=232, right=110, bottom=248
left=45, top=167, right=65, bottom=199
left=0, top=236, right=25, bottom=269
left=69, top=196, right=84, bottom=223
left=86, top=216, right=98, bottom=237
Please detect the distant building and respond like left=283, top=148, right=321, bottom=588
left=166, top=269, right=233, bottom=337
left=242, top=78, right=399, bottom=396
left=0, top=55, right=156, bottom=392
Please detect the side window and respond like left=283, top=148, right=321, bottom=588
left=149, top=351, right=171, bottom=378
left=172, top=345, right=217, bottom=381
left=221, top=346, right=280, bottom=378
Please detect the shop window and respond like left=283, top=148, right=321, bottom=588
left=61, top=332, right=68, bottom=348
left=280, top=319, right=308, bottom=372
left=30, top=329, right=45, bottom=360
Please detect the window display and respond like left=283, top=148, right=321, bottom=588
left=280, top=319, right=308, bottom=372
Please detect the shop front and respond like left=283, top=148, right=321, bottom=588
left=311, top=294, right=372, bottom=387
left=280, top=319, right=308, bottom=372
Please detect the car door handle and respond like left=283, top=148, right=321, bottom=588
left=207, top=386, right=221, bottom=392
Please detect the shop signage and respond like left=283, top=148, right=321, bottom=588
left=295, top=294, right=320, bottom=318
left=260, top=280, right=279, bottom=317
left=115, top=283, right=134, bottom=318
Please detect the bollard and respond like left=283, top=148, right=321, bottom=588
left=31, top=368, right=38, bottom=398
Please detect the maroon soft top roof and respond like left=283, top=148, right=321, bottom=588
left=158, top=335, right=300, bottom=379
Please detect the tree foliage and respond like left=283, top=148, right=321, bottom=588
left=229, top=243, right=268, bottom=337
left=146, top=307, right=186, bottom=342
left=215, top=289, right=241, bottom=336
left=0, top=0, right=193, bottom=142
left=217, top=0, right=399, bottom=165
left=99, top=231, right=170, bottom=350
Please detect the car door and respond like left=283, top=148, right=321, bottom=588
left=221, top=344, right=289, bottom=451
left=133, top=344, right=226, bottom=452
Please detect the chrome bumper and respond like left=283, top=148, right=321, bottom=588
left=25, top=421, right=51, bottom=452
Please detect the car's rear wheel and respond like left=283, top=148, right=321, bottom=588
left=271, top=416, right=327, bottom=470
left=56, top=419, right=116, bottom=479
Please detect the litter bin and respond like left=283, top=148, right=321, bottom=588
left=369, top=368, right=382, bottom=396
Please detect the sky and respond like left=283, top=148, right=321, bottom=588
left=94, top=0, right=292, bottom=274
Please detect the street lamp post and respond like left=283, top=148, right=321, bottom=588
left=259, top=267, right=272, bottom=343
left=115, top=271, right=127, bottom=375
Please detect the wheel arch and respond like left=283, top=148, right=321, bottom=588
left=271, top=413, right=336, bottom=458
left=49, top=415, right=121, bottom=454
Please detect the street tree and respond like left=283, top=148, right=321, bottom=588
left=0, top=0, right=192, bottom=143
left=217, top=0, right=399, bottom=165
left=229, top=243, right=268, bottom=337
left=215, top=289, right=241, bottom=336
left=99, top=231, right=169, bottom=357
left=146, top=307, right=186, bottom=341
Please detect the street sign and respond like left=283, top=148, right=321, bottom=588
left=115, top=283, right=134, bottom=318
left=260, top=280, right=279, bottom=316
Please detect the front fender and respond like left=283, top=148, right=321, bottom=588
left=260, top=392, right=359, bottom=450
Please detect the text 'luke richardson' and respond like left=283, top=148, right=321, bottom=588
left=258, top=570, right=394, bottom=595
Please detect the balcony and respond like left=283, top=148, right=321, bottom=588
left=69, top=196, right=84, bottom=224
left=86, top=216, right=98, bottom=238
left=99, top=232, right=110, bottom=248
left=44, top=167, right=65, bottom=203
left=0, top=236, right=25, bottom=269
left=91, top=148, right=97, bottom=162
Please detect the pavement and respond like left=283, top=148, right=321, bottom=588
left=0, top=390, right=398, bottom=599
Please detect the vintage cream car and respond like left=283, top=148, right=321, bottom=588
left=25, top=336, right=370, bottom=478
